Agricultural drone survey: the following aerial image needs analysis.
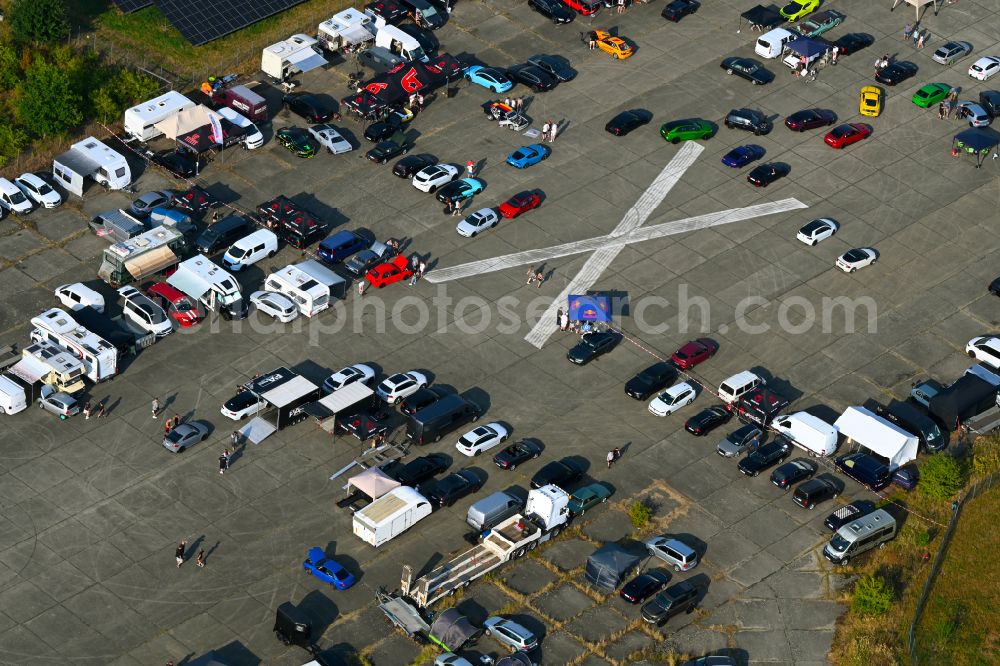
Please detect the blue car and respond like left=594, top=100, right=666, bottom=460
left=435, top=177, right=485, bottom=204
left=506, top=144, right=549, bottom=169
left=464, top=65, right=513, bottom=93
left=721, top=144, right=765, bottom=168
left=303, top=547, right=356, bottom=590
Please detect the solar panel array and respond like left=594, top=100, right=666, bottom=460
left=112, top=0, right=154, bottom=13
left=153, top=0, right=308, bottom=45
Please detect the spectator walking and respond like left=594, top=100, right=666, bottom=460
left=409, top=268, right=419, bottom=286
left=526, top=268, right=536, bottom=286
left=503, top=97, right=511, bottom=108
left=535, top=270, right=544, bottom=287
left=514, top=97, right=523, bottom=112
left=904, top=23, right=914, bottom=40
left=451, top=200, right=462, bottom=217
left=418, top=260, right=427, bottom=277
left=219, top=451, right=228, bottom=475
left=613, top=447, right=621, bottom=462
left=548, top=121, right=558, bottom=142
left=607, top=450, right=616, bottom=469
left=175, top=541, right=186, bottom=567
left=83, top=401, right=91, bottom=420
left=912, top=28, right=921, bottom=47
left=917, top=31, right=926, bottom=49
left=466, top=160, right=476, bottom=177
left=152, top=397, right=159, bottom=418
left=939, top=101, right=946, bottom=119
left=617, top=0, right=625, bottom=14
left=97, top=402, right=107, bottom=418
left=831, top=46, right=838, bottom=65
left=196, top=550, right=206, bottom=568
left=588, top=35, right=596, bottom=50
left=411, top=255, right=419, bottom=272
left=541, top=121, right=550, bottom=141
left=358, top=280, right=368, bottom=296
left=560, top=310, right=569, bottom=331
left=231, top=430, right=240, bottom=447
left=556, top=307, right=563, bottom=330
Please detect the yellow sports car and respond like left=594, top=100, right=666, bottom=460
left=859, top=86, right=882, bottom=117
left=589, top=30, right=634, bottom=59
left=779, top=0, right=819, bottom=21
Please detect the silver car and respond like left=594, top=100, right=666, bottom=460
left=716, top=424, right=763, bottom=458
left=484, top=616, right=538, bottom=651
left=163, top=421, right=210, bottom=452
left=250, top=291, right=299, bottom=323
left=37, top=387, right=79, bottom=420
left=129, top=190, right=173, bottom=217
left=308, top=124, right=354, bottom=154
left=344, top=240, right=394, bottom=277
left=456, top=208, right=500, bottom=237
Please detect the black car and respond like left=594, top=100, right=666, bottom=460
left=736, top=388, right=789, bottom=426
left=833, top=32, right=874, bottom=56
left=527, top=54, right=577, bottom=81
left=738, top=437, right=792, bottom=477
left=720, top=57, right=774, bottom=85
left=366, top=136, right=410, bottom=163
left=366, top=0, right=408, bottom=22
left=507, top=64, right=558, bottom=92
left=283, top=93, right=336, bottom=123
left=784, top=108, right=836, bottom=131
left=661, top=0, right=699, bottom=21
left=989, top=275, right=1000, bottom=296
left=605, top=109, right=652, bottom=136
left=528, top=0, right=576, bottom=23
left=383, top=453, right=450, bottom=486
left=724, top=108, right=771, bottom=135
left=343, top=411, right=392, bottom=441
left=684, top=405, right=730, bottom=436
left=792, top=476, right=841, bottom=509
left=364, top=115, right=407, bottom=143
left=399, top=387, right=444, bottom=416
left=746, top=162, right=789, bottom=187
left=436, top=178, right=482, bottom=204
left=276, top=127, right=318, bottom=158
left=426, top=469, right=485, bottom=507
left=620, top=570, right=669, bottom=603
left=567, top=330, right=622, bottom=365
left=823, top=500, right=877, bottom=531
left=875, top=61, right=918, bottom=86
left=625, top=362, right=677, bottom=400
left=770, top=458, right=818, bottom=490
left=151, top=150, right=202, bottom=178
left=531, top=458, right=584, bottom=489
left=494, top=438, right=543, bottom=470
left=640, top=580, right=699, bottom=626
left=392, top=154, right=438, bottom=178
left=397, top=23, right=439, bottom=55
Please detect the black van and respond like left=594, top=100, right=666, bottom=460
left=867, top=398, right=947, bottom=452
left=399, top=0, right=446, bottom=29
left=195, top=215, right=253, bottom=255
left=835, top=452, right=890, bottom=491
left=406, top=394, right=478, bottom=444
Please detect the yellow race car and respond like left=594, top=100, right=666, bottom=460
left=859, top=86, right=882, bottom=117
left=588, top=30, right=634, bottom=59
left=779, top=0, right=819, bottom=21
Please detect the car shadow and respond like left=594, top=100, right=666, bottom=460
left=462, top=386, right=491, bottom=416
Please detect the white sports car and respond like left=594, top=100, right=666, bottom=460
left=413, top=163, right=460, bottom=193
left=322, top=363, right=376, bottom=393
left=250, top=290, right=299, bottom=323
left=455, top=422, right=510, bottom=456
left=796, top=218, right=839, bottom=246
left=835, top=247, right=877, bottom=273
left=648, top=382, right=697, bottom=417
left=376, top=370, right=429, bottom=403
left=456, top=208, right=501, bottom=237
left=308, top=124, right=354, bottom=154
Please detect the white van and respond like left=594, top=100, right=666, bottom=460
left=54, top=283, right=106, bottom=313
left=0, top=178, right=34, bottom=214
left=0, top=375, right=28, bottom=415
left=824, top=509, right=896, bottom=565
left=216, top=107, right=264, bottom=149
left=755, top=27, right=796, bottom=59
left=771, top=411, right=838, bottom=456
left=353, top=486, right=432, bottom=547
left=718, top=371, right=764, bottom=404
left=223, top=229, right=278, bottom=271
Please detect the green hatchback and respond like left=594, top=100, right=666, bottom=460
left=912, top=83, right=951, bottom=108
left=567, top=482, right=613, bottom=516
left=660, top=118, right=715, bottom=143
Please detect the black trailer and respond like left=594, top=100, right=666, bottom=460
left=241, top=367, right=322, bottom=444
left=928, top=374, right=999, bottom=430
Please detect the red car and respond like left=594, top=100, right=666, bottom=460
left=145, top=282, right=201, bottom=328
left=366, top=255, right=414, bottom=288
left=561, top=0, right=599, bottom=14
left=824, top=123, right=872, bottom=149
left=670, top=338, right=718, bottom=369
left=499, top=191, right=541, bottom=219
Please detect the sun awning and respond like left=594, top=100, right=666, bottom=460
left=287, top=47, right=327, bottom=74
left=261, top=375, right=319, bottom=408
left=8, top=356, right=48, bottom=384
left=342, top=24, right=374, bottom=45
left=155, top=104, right=213, bottom=140
left=53, top=148, right=101, bottom=177
left=167, top=267, right=210, bottom=301
left=125, top=245, right=177, bottom=278
left=348, top=467, right=400, bottom=500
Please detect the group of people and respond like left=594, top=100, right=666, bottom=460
left=163, top=415, right=182, bottom=434
left=937, top=87, right=962, bottom=119
left=526, top=268, right=545, bottom=287
left=556, top=307, right=608, bottom=334
left=873, top=53, right=893, bottom=75
left=81, top=400, right=107, bottom=419
left=407, top=93, right=425, bottom=113
left=501, top=96, right=525, bottom=112
left=540, top=120, right=560, bottom=142
left=903, top=23, right=930, bottom=48
left=174, top=540, right=207, bottom=568
left=409, top=256, right=428, bottom=285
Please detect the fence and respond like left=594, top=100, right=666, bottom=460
left=906, top=469, right=1000, bottom=664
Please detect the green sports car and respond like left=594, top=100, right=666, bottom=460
left=276, top=127, right=317, bottom=158
left=911, top=83, right=951, bottom=108
left=660, top=118, right=716, bottom=144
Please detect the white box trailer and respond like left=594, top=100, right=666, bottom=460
left=834, top=406, right=919, bottom=470
left=124, top=91, right=196, bottom=142
left=354, top=486, right=433, bottom=547
left=262, top=34, right=328, bottom=81
left=53, top=137, right=132, bottom=196
left=318, top=9, right=376, bottom=52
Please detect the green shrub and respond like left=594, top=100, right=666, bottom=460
left=915, top=530, right=931, bottom=548
left=628, top=500, right=653, bottom=529
left=971, top=435, right=1000, bottom=478
left=919, top=454, right=966, bottom=500
left=9, top=0, right=70, bottom=44
left=851, top=574, right=894, bottom=616
left=0, top=124, right=29, bottom=169
left=17, top=57, right=83, bottom=138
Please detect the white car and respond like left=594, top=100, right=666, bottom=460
left=0, top=177, right=34, bottom=214
left=836, top=247, right=877, bottom=273
left=412, top=163, right=460, bottom=193
left=309, top=124, right=354, bottom=154
left=376, top=370, right=429, bottom=403
left=966, top=336, right=1000, bottom=368
left=968, top=56, right=1000, bottom=81
left=956, top=101, right=992, bottom=127
left=118, top=285, right=172, bottom=337
left=456, top=208, right=500, bottom=237
left=455, top=422, right=510, bottom=456
left=322, top=363, right=376, bottom=393
left=648, top=382, right=697, bottom=417
left=250, top=290, right=299, bottom=323
left=55, top=282, right=105, bottom=313
left=14, top=173, right=61, bottom=209
left=483, top=616, right=538, bottom=652
left=796, top=218, right=838, bottom=246
left=434, top=654, right=474, bottom=666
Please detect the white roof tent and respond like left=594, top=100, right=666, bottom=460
left=53, top=137, right=132, bottom=197
left=890, top=0, right=942, bottom=20
left=347, top=467, right=400, bottom=501
left=262, top=33, right=328, bottom=81
left=834, top=406, right=919, bottom=470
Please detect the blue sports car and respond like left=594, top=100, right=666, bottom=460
left=464, top=65, right=514, bottom=93
left=303, top=547, right=356, bottom=590
left=506, top=144, right=550, bottom=168
left=436, top=177, right=486, bottom=204
left=721, top=144, right=766, bottom=168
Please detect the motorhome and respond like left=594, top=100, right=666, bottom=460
left=124, top=91, right=196, bottom=142
left=317, top=9, right=376, bottom=53
left=264, top=262, right=343, bottom=317
left=98, top=226, right=187, bottom=288
left=262, top=34, right=328, bottom=81
left=167, top=255, right=244, bottom=318
left=53, top=137, right=132, bottom=196
left=29, top=308, right=118, bottom=382
left=16, top=340, right=87, bottom=395
left=211, top=84, right=268, bottom=123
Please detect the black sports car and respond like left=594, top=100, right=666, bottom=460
left=426, top=469, right=485, bottom=507
left=833, top=32, right=874, bottom=56
left=151, top=150, right=203, bottom=178
left=283, top=93, right=337, bottom=123
left=392, top=154, right=438, bottom=178
left=493, top=438, right=543, bottom=470
left=382, top=453, right=449, bottom=486
left=747, top=162, right=789, bottom=187
left=276, top=127, right=318, bottom=158
left=620, top=571, right=669, bottom=603
left=528, top=0, right=575, bottom=23
left=738, top=438, right=792, bottom=477
left=527, top=54, right=577, bottom=81
left=364, top=115, right=407, bottom=142
left=720, top=57, right=774, bottom=85
left=605, top=109, right=652, bottom=136
left=661, top=0, right=699, bottom=21
left=567, top=330, right=622, bottom=365
left=366, top=136, right=410, bottom=163
left=624, top=362, right=676, bottom=400
left=398, top=386, right=443, bottom=416
left=684, top=405, right=731, bottom=436
left=784, top=108, right=836, bottom=131
left=531, top=458, right=584, bottom=489
left=507, top=64, right=558, bottom=92
left=875, top=61, right=918, bottom=86
left=435, top=178, right=483, bottom=204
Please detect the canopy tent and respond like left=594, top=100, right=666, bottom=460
left=342, top=53, right=464, bottom=116
left=784, top=37, right=830, bottom=59
left=952, top=127, right=1000, bottom=168
left=155, top=105, right=213, bottom=140
left=346, top=467, right=400, bottom=500
left=890, top=0, right=941, bottom=19
left=568, top=294, right=612, bottom=322
left=834, top=406, right=919, bottom=470
left=738, top=4, right=784, bottom=32
left=427, top=609, right=481, bottom=651
left=585, top=543, right=643, bottom=592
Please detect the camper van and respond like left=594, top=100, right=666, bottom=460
left=755, top=27, right=796, bottom=59
left=718, top=371, right=764, bottom=404
left=317, top=9, right=376, bottom=52
left=262, top=34, right=328, bottom=81
left=215, top=107, right=264, bottom=149
left=53, top=138, right=132, bottom=195
left=771, top=412, right=838, bottom=457
left=20, top=340, right=87, bottom=395
left=823, top=510, right=897, bottom=564
left=30, top=308, right=119, bottom=383
left=0, top=375, right=28, bottom=415
left=97, top=226, right=187, bottom=288
left=167, top=255, right=245, bottom=319
left=212, top=85, right=268, bottom=123
left=264, top=264, right=333, bottom=317
left=124, top=91, right=196, bottom=143
left=353, top=486, right=433, bottom=546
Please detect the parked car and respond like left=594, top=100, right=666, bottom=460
left=426, top=469, right=485, bottom=507
left=162, top=421, right=209, bottom=452
left=308, top=124, right=354, bottom=154
left=796, top=218, right=838, bottom=245
left=738, top=437, right=792, bottom=476
left=527, top=54, right=577, bottom=81
left=531, top=458, right=584, bottom=488
left=376, top=370, right=428, bottom=403
left=836, top=247, right=878, bottom=273
left=620, top=570, right=670, bottom=603
left=717, top=424, right=764, bottom=458
left=671, top=338, right=718, bottom=369
left=747, top=162, right=789, bottom=187
left=506, top=144, right=549, bottom=169
left=499, top=191, right=542, bottom=218
left=283, top=93, right=337, bottom=123
left=414, top=163, right=460, bottom=192
left=393, top=154, right=437, bottom=178
left=494, top=438, right=543, bottom=470
left=366, top=135, right=410, bottom=163
left=779, top=0, right=818, bottom=20
left=220, top=390, right=264, bottom=420
left=345, top=241, right=396, bottom=277
left=784, top=108, right=836, bottom=131
left=833, top=32, right=874, bottom=56
left=724, top=108, right=771, bottom=135
left=824, top=123, right=872, bottom=149
left=877, top=60, right=920, bottom=85
left=398, top=386, right=444, bottom=416
left=367, top=255, right=414, bottom=288
left=965, top=335, right=1000, bottom=367
left=567, top=482, right=613, bottom=515
left=720, top=57, right=774, bottom=85
left=464, top=65, right=514, bottom=93
left=14, top=173, right=61, bottom=208
left=436, top=178, right=485, bottom=204
left=455, top=422, right=510, bottom=456
left=770, top=458, right=818, bottom=490
left=684, top=405, right=730, bottom=436
left=625, top=362, right=677, bottom=400
left=322, top=364, right=376, bottom=394
left=661, top=0, right=699, bottom=21
left=567, top=330, right=622, bottom=364
left=792, top=475, right=841, bottom=509
left=969, top=56, right=1000, bottom=81
left=146, top=282, right=201, bottom=328
left=660, top=118, right=715, bottom=143
left=824, top=500, right=877, bottom=531
left=640, top=580, right=699, bottom=626
left=648, top=382, right=697, bottom=417
left=250, top=291, right=299, bottom=323
left=55, top=282, right=105, bottom=313
left=383, top=453, right=450, bottom=486
left=507, top=64, right=558, bottom=92
left=456, top=208, right=502, bottom=237
left=302, top=547, right=356, bottom=590
left=37, top=387, right=79, bottom=420
left=119, top=285, right=172, bottom=337
left=721, top=144, right=765, bottom=168
left=528, top=0, right=576, bottom=23
left=483, top=616, right=538, bottom=651
left=605, top=109, right=652, bottom=136
left=931, top=40, right=972, bottom=65
left=276, top=127, right=318, bottom=158
left=645, top=536, right=698, bottom=571
left=151, top=150, right=204, bottom=178
left=911, top=82, right=950, bottom=107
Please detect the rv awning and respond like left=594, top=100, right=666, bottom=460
left=53, top=148, right=100, bottom=177
left=287, top=47, right=327, bottom=74
left=8, top=356, right=47, bottom=384
left=341, top=24, right=374, bottom=45
left=348, top=467, right=400, bottom=500
left=261, top=375, right=319, bottom=408
left=125, top=245, right=177, bottom=279
left=167, top=268, right=211, bottom=301
left=156, top=105, right=213, bottom=140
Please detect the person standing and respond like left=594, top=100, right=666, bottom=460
left=231, top=430, right=240, bottom=448
left=535, top=271, right=544, bottom=287
left=541, top=121, right=550, bottom=142
left=831, top=46, right=838, bottom=65
left=607, top=450, right=615, bottom=469
left=466, top=160, right=476, bottom=177
left=152, top=397, right=159, bottom=418
left=917, top=31, right=926, bottom=49
left=418, top=261, right=427, bottom=278
left=526, top=268, right=536, bottom=286
left=165, top=419, right=173, bottom=435
left=451, top=200, right=462, bottom=217
left=196, top=550, right=206, bottom=568
left=175, top=541, right=186, bottom=567
left=97, top=402, right=106, bottom=418
left=617, top=0, right=625, bottom=14
left=556, top=307, right=564, bottom=330
left=548, top=121, right=558, bottom=142
left=613, top=447, right=621, bottom=462
left=904, top=23, right=913, bottom=41
left=219, top=451, right=228, bottom=475
left=83, top=401, right=91, bottom=420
